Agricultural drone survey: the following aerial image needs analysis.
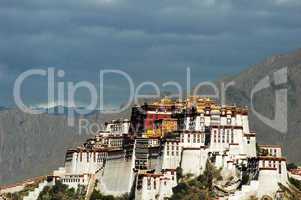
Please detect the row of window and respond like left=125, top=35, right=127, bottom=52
left=265, top=148, right=278, bottom=156
left=77, top=152, right=107, bottom=162
left=149, top=140, right=159, bottom=146
left=166, top=145, right=179, bottom=151
left=109, top=139, right=123, bottom=147
left=62, top=178, right=83, bottom=183
left=146, top=178, right=169, bottom=190
left=187, top=120, right=204, bottom=130
left=166, top=151, right=179, bottom=156
left=187, top=117, right=232, bottom=128
left=110, top=126, right=123, bottom=131
left=262, top=160, right=282, bottom=174
left=180, top=133, right=205, bottom=143
left=213, top=130, right=234, bottom=143
left=108, top=123, right=128, bottom=132
left=98, top=138, right=123, bottom=146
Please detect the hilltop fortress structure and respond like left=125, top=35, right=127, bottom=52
left=3, top=97, right=288, bottom=200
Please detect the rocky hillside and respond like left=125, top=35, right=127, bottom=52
left=0, top=109, right=130, bottom=185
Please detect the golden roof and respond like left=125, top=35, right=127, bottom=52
left=152, top=97, right=174, bottom=106
left=196, top=107, right=205, bottom=113
left=161, top=97, right=173, bottom=104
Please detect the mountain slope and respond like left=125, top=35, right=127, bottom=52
left=222, top=49, right=301, bottom=163
left=0, top=109, right=130, bottom=185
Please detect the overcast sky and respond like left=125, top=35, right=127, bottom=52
left=0, top=0, right=301, bottom=108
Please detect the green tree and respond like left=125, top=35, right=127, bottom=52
left=90, top=190, right=129, bottom=200
left=37, top=181, right=85, bottom=200
left=287, top=163, right=298, bottom=170
left=171, top=160, right=220, bottom=200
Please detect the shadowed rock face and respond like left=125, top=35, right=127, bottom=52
left=1, top=49, right=301, bottom=185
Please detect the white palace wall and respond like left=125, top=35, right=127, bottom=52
left=65, top=152, right=103, bottom=174
left=181, top=148, right=208, bottom=176
left=242, top=134, right=257, bottom=157
left=136, top=171, right=176, bottom=200
left=162, top=141, right=181, bottom=170
left=98, top=158, right=133, bottom=196
left=257, top=169, right=280, bottom=198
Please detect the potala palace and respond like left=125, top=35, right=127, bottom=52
left=0, top=97, right=296, bottom=200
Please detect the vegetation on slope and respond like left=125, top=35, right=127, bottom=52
left=37, top=181, right=86, bottom=200
left=35, top=179, right=129, bottom=200
left=171, top=160, right=221, bottom=200
left=3, top=181, right=40, bottom=200
left=288, top=177, right=301, bottom=192
left=89, top=190, right=129, bottom=200
left=279, top=182, right=301, bottom=200
left=286, top=163, right=298, bottom=170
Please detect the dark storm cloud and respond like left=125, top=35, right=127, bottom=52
left=0, top=0, right=301, bottom=106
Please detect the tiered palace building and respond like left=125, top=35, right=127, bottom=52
left=51, top=97, right=288, bottom=200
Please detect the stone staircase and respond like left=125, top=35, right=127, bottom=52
left=23, top=180, right=51, bottom=200
left=85, top=174, right=96, bottom=200
left=84, top=167, right=105, bottom=200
